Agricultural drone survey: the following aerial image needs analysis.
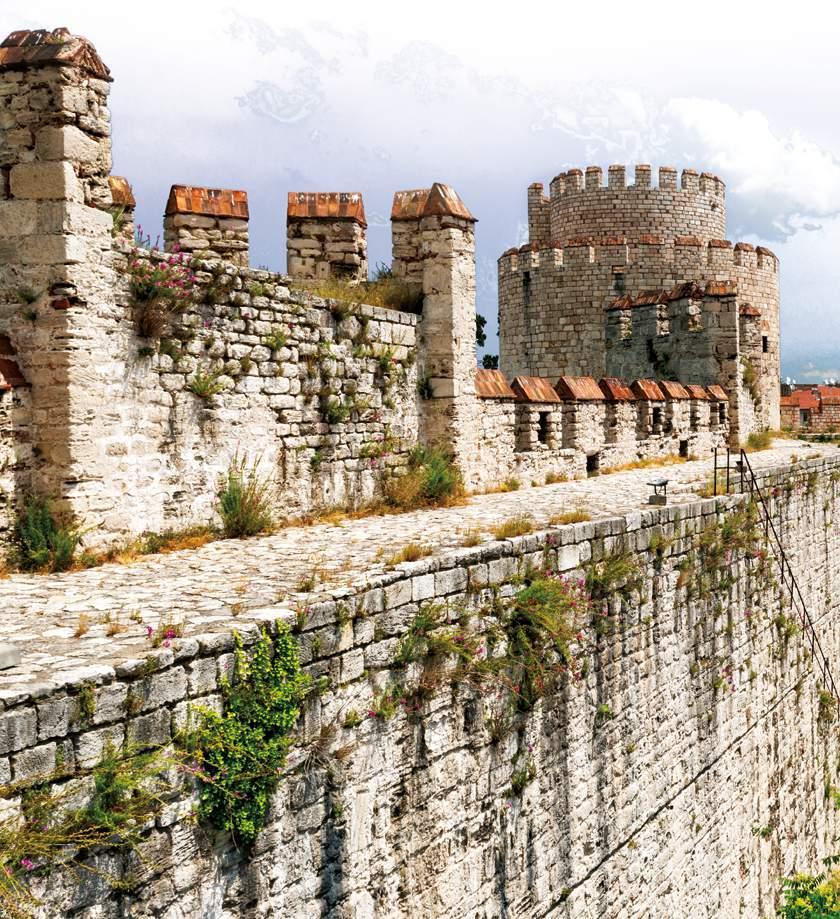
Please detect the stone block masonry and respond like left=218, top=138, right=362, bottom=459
left=0, top=452, right=838, bottom=917
left=286, top=191, right=368, bottom=281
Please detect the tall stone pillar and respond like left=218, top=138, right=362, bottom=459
left=391, top=183, right=479, bottom=483
left=0, top=28, right=116, bottom=521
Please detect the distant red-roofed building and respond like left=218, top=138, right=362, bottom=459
left=781, top=386, right=840, bottom=432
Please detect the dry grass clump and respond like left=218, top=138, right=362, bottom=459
left=742, top=430, right=776, bottom=453
left=292, top=265, right=423, bottom=314
left=383, top=447, right=464, bottom=511
left=492, top=515, right=534, bottom=540
left=601, top=453, right=689, bottom=475
left=459, top=527, right=483, bottom=547
left=544, top=471, right=568, bottom=485
left=385, top=543, right=433, bottom=567
left=549, top=509, right=591, bottom=525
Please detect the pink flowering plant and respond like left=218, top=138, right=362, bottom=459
left=125, top=230, right=197, bottom=338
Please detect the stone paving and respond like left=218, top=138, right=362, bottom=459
left=0, top=438, right=833, bottom=699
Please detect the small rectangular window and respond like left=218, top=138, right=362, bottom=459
left=652, top=406, right=662, bottom=431
left=537, top=412, right=550, bottom=445
left=762, top=335, right=769, bottom=354
left=718, top=403, right=726, bottom=425
left=679, top=439, right=689, bottom=458
left=586, top=453, right=600, bottom=476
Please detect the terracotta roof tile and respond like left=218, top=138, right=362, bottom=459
left=555, top=376, right=604, bottom=401
left=166, top=186, right=248, bottom=220
left=287, top=192, right=366, bottom=227
left=658, top=380, right=690, bottom=400
left=675, top=235, right=702, bottom=246
left=0, top=357, right=26, bottom=389
left=756, top=246, right=776, bottom=259
left=599, top=377, right=635, bottom=401
left=686, top=384, right=709, bottom=400
left=707, top=385, right=728, bottom=401
left=734, top=242, right=755, bottom=252
left=634, top=289, right=670, bottom=306
left=669, top=281, right=705, bottom=301
left=108, top=176, right=135, bottom=209
left=510, top=376, right=561, bottom=404
left=0, top=28, right=111, bottom=80
left=638, top=234, right=663, bottom=245
left=391, top=183, right=475, bottom=222
left=631, top=379, right=665, bottom=401
left=739, top=303, right=761, bottom=317
left=475, top=369, right=516, bottom=399
left=708, top=238, right=733, bottom=248
left=607, top=294, right=634, bottom=311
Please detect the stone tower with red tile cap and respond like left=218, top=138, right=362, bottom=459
left=499, top=164, right=781, bottom=439
left=286, top=191, right=367, bottom=281
left=391, top=183, right=479, bottom=480
left=164, top=185, right=250, bottom=267
left=0, top=27, right=117, bottom=512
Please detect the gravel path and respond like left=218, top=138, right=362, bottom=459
left=0, top=438, right=832, bottom=696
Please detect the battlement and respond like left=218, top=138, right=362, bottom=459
left=543, top=164, right=725, bottom=199
left=528, top=164, right=728, bottom=249
left=498, top=238, right=777, bottom=276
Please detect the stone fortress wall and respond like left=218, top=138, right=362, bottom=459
left=499, top=165, right=780, bottom=440
left=2, top=452, right=839, bottom=918
left=0, top=27, right=730, bottom=548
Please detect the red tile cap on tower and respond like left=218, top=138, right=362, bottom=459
left=475, top=369, right=516, bottom=399
left=391, top=183, right=475, bottom=222
left=287, top=192, right=366, bottom=227
left=599, top=378, right=636, bottom=401
left=0, top=28, right=111, bottom=81
left=658, top=380, right=690, bottom=400
left=555, top=376, right=604, bottom=401
left=510, top=376, right=561, bottom=404
left=166, top=186, right=249, bottom=220
left=706, top=385, right=728, bottom=401
left=631, top=379, right=665, bottom=401
left=739, top=303, right=762, bottom=317
left=108, top=176, right=136, bottom=209
left=686, top=384, right=709, bottom=400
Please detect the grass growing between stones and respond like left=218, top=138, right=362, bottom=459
left=492, top=516, right=534, bottom=540
left=291, top=265, right=423, bottom=314
left=385, top=543, right=433, bottom=567
left=0, top=744, right=182, bottom=918
left=217, top=456, right=274, bottom=538
left=601, top=452, right=691, bottom=475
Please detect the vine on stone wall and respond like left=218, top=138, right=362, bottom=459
left=186, top=624, right=309, bottom=847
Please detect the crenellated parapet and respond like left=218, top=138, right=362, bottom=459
left=528, top=164, right=727, bottom=249
left=498, top=238, right=777, bottom=279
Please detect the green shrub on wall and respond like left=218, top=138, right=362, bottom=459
left=12, top=496, right=81, bottom=572
left=778, top=858, right=840, bottom=917
left=188, top=625, right=309, bottom=847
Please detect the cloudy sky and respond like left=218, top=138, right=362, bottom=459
left=4, top=1, right=840, bottom=381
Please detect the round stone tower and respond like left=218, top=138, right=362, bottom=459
left=498, top=164, right=780, bottom=436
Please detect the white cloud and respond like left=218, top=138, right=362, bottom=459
left=663, top=98, right=840, bottom=239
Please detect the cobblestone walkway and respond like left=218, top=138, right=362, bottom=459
left=0, top=439, right=834, bottom=697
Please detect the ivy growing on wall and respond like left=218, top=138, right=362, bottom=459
left=187, top=624, right=309, bottom=847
